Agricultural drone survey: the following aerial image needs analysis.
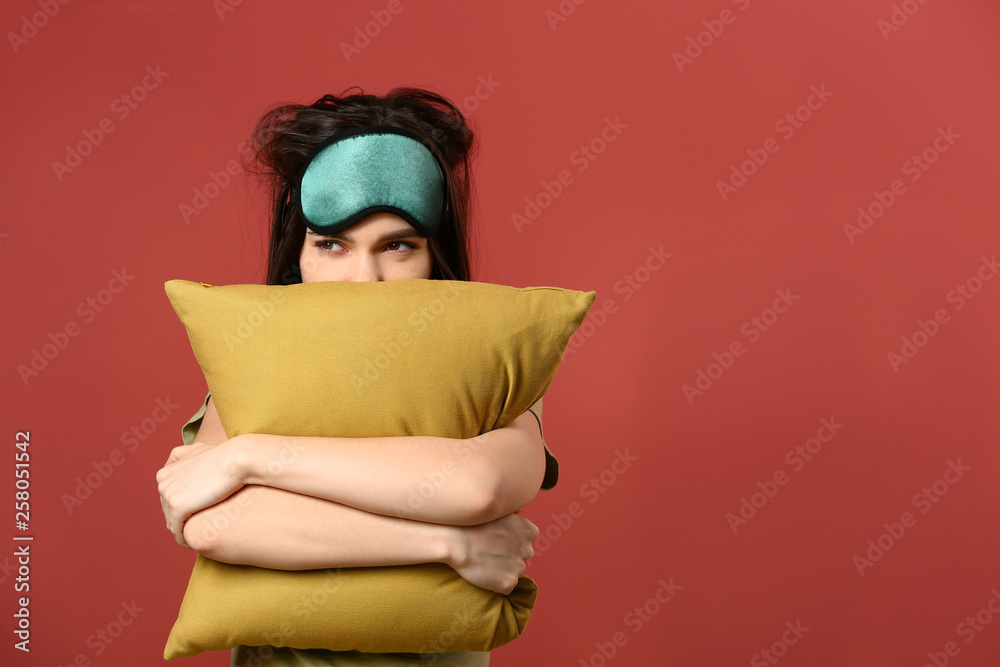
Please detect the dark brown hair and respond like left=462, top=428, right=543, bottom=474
left=242, top=86, right=477, bottom=285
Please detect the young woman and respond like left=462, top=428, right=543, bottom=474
left=156, top=87, right=560, bottom=667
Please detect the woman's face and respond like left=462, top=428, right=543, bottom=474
left=299, top=212, right=434, bottom=283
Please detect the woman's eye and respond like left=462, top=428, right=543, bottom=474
left=314, top=239, right=417, bottom=254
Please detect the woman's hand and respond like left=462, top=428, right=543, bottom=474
left=156, top=439, right=246, bottom=548
left=445, top=513, right=539, bottom=595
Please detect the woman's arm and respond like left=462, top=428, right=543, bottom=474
left=184, top=484, right=537, bottom=595
left=161, top=397, right=540, bottom=594
left=235, top=410, right=546, bottom=524
left=158, top=398, right=546, bottom=533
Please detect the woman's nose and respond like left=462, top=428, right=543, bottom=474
left=351, top=255, right=382, bottom=282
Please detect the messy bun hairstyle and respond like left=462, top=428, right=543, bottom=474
left=242, top=86, right=477, bottom=285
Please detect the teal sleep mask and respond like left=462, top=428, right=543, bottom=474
left=290, top=125, right=446, bottom=237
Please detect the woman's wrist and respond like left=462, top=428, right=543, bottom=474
left=229, top=432, right=307, bottom=486
left=224, top=433, right=267, bottom=486
left=440, top=524, right=468, bottom=569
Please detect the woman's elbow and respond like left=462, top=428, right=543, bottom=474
left=182, top=510, right=220, bottom=557
left=183, top=504, right=249, bottom=559
left=460, top=463, right=542, bottom=525
left=451, top=414, right=546, bottom=524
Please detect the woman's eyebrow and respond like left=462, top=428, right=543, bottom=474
left=307, top=228, right=422, bottom=243
left=373, top=228, right=423, bottom=242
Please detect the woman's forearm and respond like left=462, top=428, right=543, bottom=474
left=183, top=484, right=456, bottom=570
left=228, top=411, right=546, bottom=527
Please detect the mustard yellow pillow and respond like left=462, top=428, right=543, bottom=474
left=162, top=278, right=595, bottom=659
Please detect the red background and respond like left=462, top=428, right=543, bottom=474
left=2, top=0, right=1000, bottom=665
